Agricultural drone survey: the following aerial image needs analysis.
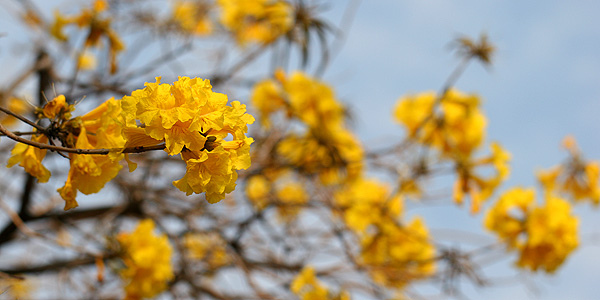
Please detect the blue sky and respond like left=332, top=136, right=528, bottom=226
left=1, top=0, right=600, bottom=299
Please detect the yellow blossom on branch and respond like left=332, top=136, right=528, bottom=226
left=217, top=0, right=292, bottom=46
left=291, top=266, right=349, bottom=300
left=117, top=219, right=174, bottom=300
left=57, top=98, right=126, bottom=210
left=360, top=218, right=436, bottom=289
left=485, top=187, right=579, bottom=273
left=7, top=133, right=51, bottom=183
left=172, top=0, right=213, bottom=35
left=183, top=232, right=230, bottom=270
left=393, top=89, right=487, bottom=158
left=537, top=136, right=600, bottom=204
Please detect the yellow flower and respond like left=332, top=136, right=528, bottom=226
left=291, top=266, right=331, bottom=300
left=7, top=133, right=51, bottom=183
left=57, top=98, right=125, bottom=210
left=250, top=78, right=286, bottom=127
left=1, top=97, right=30, bottom=126
left=275, top=181, right=308, bottom=220
left=123, top=77, right=218, bottom=155
left=172, top=0, right=213, bottom=35
left=518, top=196, right=579, bottom=273
left=485, top=188, right=579, bottom=273
left=277, top=128, right=363, bottom=185
left=122, top=76, right=254, bottom=203
left=335, top=178, right=402, bottom=233
left=77, top=51, right=97, bottom=70
left=246, top=175, right=271, bottom=210
left=484, top=187, right=534, bottom=247
left=453, top=142, right=511, bottom=213
left=217, top=0, right=292, bottom=46
left=183, top=232, right=230, bottom=269
left=50, top=0, right=124, bottom=73
left=393, top=91, right=436, bottom=136
left=360, top=218, right=436, bottom=289
left=536, top=136, right=600, bottom=204
left=284, top=72, right=345, bottom=130
left=394, top=89, right=487, bottom=157
left=42, top=95, right=74, bottom=120
left=117, top=219, right=174, bottom=300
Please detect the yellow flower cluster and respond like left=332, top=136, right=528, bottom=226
left=334, top=178, right=436, bottom=288
left=291, top=266, right=350, bottom=300
left=51, top=0, right=124, bottom=73
left=217, top=0, right=292, bottom=46
left=394, top=89, right=510, bottom=213
left=453, top=142, right=511, bottom=213
left=485, top=187, right=579, bottom=273
left=335, top=178, right=402, bottom=233
left=117, top=219, right=174, bottom=300
left=394, top=89, right=486, bottom=157
left=360, top=217, right=436, bottom=289
left=172, top=0, right=213, bottom=35
left=8, top=95, right=125, bottom=210
left=58, top=98, right=126, bottom=210
left=537, top=136, right=600, bottom=204
left=245, top=170, right=309, bottom=221
left=121, top=76, right=254, bottom=203
left=7, top=133, right=51, bottom=183
left=251, top=71, right=363, bottom=184
left=183, top=232, right=230, bottom=270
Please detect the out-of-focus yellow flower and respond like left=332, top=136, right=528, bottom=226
left=453, top=142, right=511, bottom=213
left=50, top=0, right=124, bottom=73
left=251, top=70, right=345, bottom=131
left=250, top=79, right=286, bottom=127
left=276, top=181, right=308, bottom=220
left=283, top=72, right=344, bottom=131
left=360, top=218, right=436, bottom=289
left=1, top=96, right=30, bottom=126
left=7, top=133, right=50, bottom=183
left=172, top=0, right=213, bottom=35
left=183, top=232, right=230, bottom=270
left=117, top=219, right=174, bottom=300
left=246, top=174, right=271, bottom=210
left=217, top=0, right=292, bottom=46
left=485, top=187, right=579, bottom=273
left=335, top=178, right=402, bottom=233
left=537, top=136, right=600, bottom=205
left=291, top=266, right=334, bottom=300
left=484, top=187, right=534, bottom=247
left=518, top=196, right=579, bottom=272
left=394, top=89, right=486, bottom=157
left=393, top=91, right=436, bottom=137
left=277, top=129, right=363, bottom=185
left=77, top=51, right=97, bottom=70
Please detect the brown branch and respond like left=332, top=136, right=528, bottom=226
left=0, top=106, right=45, bottom=132
left=0, top=124, right=166, bottom=155
left=0, top=254, right=118, bottom=275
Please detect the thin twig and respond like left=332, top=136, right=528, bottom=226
left=0, top=123, right=165, bottom=154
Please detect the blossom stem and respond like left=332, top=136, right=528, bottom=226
left=0, top=106, right=46, bottom=132
left=0, top=124, right=165, bottom=155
